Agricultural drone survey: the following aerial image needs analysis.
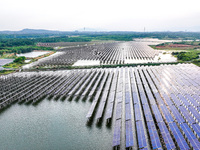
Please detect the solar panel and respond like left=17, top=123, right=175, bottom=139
left=136, top=121, right=147, bottom=149
left=134, top=104, right=142, bottom=121
left=177, top=94, right=190, bottom=107
left=143, top=104, right=153, bottom=122
left=178, top=105, right=196, bottom=125
left=169, top=122, right=190, bottom=150
left=125, top=103, right=131, bottom=121
left=147, top=121, right=162, bottom=149
left=185, top=94, right=200, bottom=107
left=170, top=105, right=185, bottom=124
left=116, top=103, right=122, bottom=120
left=125, top=120, right=134, bottom=148
left=192, top=124, right=200, bottom=138
left=0, top=59, right=14, bottom=66
left=187, top=106, right=200, bottom=122
left=132, top=93, right=139, bottom=104
left=180, top=123, right=200, bottom=149
left=151, top=105, right=163, bottom=123
left=160, top=105, right=174, bottom=123
left=113, top=119, right=121, bottom=147
left=170, top=93, right=182, bottom=106
left=125, top=92, right=131, bottom=104
left=157, top=122, right=176, bottom=149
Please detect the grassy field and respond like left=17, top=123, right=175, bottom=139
left=0, top=53, right=16, bottom=59
left=3, top=62, right=25, bottom=69
left=0, top=70, right=15, bottom=75
left=192, top=59, right=200, bottom=67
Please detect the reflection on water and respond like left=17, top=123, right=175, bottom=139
left=17, top=51, right=50, bottom=58
left=0, top=99, right=112, bottom=150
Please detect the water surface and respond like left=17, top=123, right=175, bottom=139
left=17, top=51, right=50, bottom=58
left=0, top=99, right=112, bottom=150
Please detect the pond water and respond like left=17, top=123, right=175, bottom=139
left=17, top=51, right=50, bottom=58
left=0, top=99, right=112, bottom=150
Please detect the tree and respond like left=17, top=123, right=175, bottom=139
left=13, top=56, right=26, bottom=63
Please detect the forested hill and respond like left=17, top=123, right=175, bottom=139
left=0, top=29, right=200, bottom=40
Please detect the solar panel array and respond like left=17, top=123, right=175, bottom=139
left=33, top=42, right=159, bottom=67
left=0, top=64, right=200, bottom=149
left=0, top=59, right=14, bottom=66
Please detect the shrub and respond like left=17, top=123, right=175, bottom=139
left=13, top=56, right=26, bottom=63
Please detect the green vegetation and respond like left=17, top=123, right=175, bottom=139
left=173, top=40, right=200, bottom=46
left=193, top=59, right=200, bottom=67
left=1, top=31, right=200, bottom=40
left=172, top=51, right=200, bottom=61
left=0, top=46, right=53, bottom=55
left=177, top=52, right=199, bottom=61
left=3, top=62, right=25, bottom=69
left=2, top=56, right=26, bottom=69
left=0, top=70, right=15, bottom=75
left=1, top=32, right=200, bottom=56
left=13, top=56, right=26, bottom=63
left=82, top=35, right=133, bottom=41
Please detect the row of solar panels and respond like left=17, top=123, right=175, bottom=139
left=33, top=42, right=158, bottom=67
left=0, top=64, right=199, bottom=149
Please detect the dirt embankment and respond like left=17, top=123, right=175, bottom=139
left=156, top=44, right=200, bottom=50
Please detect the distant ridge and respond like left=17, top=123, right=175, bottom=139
left=0, top=28, right=200, bottom=35
left=0, top=28, right=64, bottom=34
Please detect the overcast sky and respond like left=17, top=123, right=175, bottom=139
left=0, top=0, right=200, bottom=31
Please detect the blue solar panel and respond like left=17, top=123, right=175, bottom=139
left=192, top=124, right=200, bottom=138
left=151, top=105, right=163, bottom=123
left=132, top=93, right=139, bottom=104
left=180, top=123, right=200, bottom=149
left=178, top=105, right=196, bottom=125
left=170, top=93, right=182, bottom=106
left=143, top=104, right=153, bottom=122
left=160, top=105, right=174, bottom=123
left=134, top=104, right=142, bottom=121
left=185, top=94, right=200, bottom=107
left=113, top=119, right=121, bottom=147
left=140, top=94, right=148, bottom=105
left=169, top=122, right=190, bottom=150
left=162, top=93, right=173, bottom=106
left=125, top=92, right=130, bottom=104
left=170, top=105, right=185, bottom=124
left=158, top=122, right=176, bottom=149
left=177, top=94, right=190, bottom=107
left=147, top=121, right=162, bottom=149
left=154, top=93, right=165, bottom=105
left=136, top=121, right=147, bottom=149
left=192, top=94, right=200, bottom=101
left=188, top=106, right=200, bottom=122
left=116, top=103, right=122, bottom=120
left=125, top=103, right=131, bottom=121
left=125, top=120, right=134, bottom=148
left=146, top=92, right=156, bottom=105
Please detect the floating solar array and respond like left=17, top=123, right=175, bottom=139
left=33, top=42, right=159, bottom=67
left=0, top=64, right=200, bottom=149
left=0, top=59, right=14, bottom=66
